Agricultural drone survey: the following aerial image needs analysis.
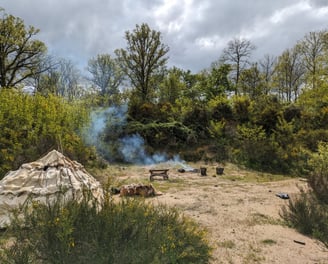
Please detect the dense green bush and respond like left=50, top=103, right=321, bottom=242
left=208, top=96, right=233, bottom=121
left=307, top=142, right=328, bottom=204
left=182, top=104, right=210, bottom=138
left=0, top=193, right=212, bottom=264
left=251, top=95, right=282, bottom=134
left=232, top=95, right=252, bottom=123
left=0, top=89, right=93, bottom=178
left=297, top=83, right=328, bottom=130
left=233, top=123, right=274, bottom=171
left=126, top=121, right=196, bottom=149
left=281, top=142, right=328, bottom=246
left=281, top=191, right=327, bottom=237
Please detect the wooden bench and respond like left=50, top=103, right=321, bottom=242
left=149, top=169, right=169, bottom=181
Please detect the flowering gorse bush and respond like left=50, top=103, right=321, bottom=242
left=0, top=191, right=211, bottom=263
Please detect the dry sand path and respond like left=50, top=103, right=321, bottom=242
left=108, top=163, right=328, bottom=264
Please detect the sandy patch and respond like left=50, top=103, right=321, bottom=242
left=106, top=163, right=328, bottom=264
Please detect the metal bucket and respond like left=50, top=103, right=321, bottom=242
left=216, top=167, right=224, bottom=175
left=200, top=167, right=207, bottom=176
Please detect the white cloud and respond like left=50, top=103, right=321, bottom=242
left=270, top=1, right=311, bottom=24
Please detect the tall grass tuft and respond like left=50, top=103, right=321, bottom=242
left=0, top=191, right=212, bottom=263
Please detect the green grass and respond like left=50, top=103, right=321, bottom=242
left=94, top=163, right=293, bottom=197
left=218, top=240, right=236, bottom=249
left=152, top=178, right=186, bottom=192
left=246, top=212, right=285, bottom=226
left=261, top=239, right=277, bottom=245
left=214, top=163, right=291, bottom=183
left=243, top=243, right=265, bottom=263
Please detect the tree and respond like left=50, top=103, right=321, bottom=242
left=0, top=11, right=47, bottom=87
left=205, top=62, right=231, bottom=100
left=239, top=63, right=265, bottom=98
left=179, top=70, right=199, bottom=101
left=298, top=31, right=326, bottom=89
left=115, top=23, right=169, bottom=102
left=26, top=54, right=58, bottom=90
left=159, top=67, right=185, bottom=104
left=37, top=58, right=82, bottom=100
left=37, top=64, right=61, bottom=96
left=273, top=47, right=305, bottom=102
left=87, top=54, right=124, bottom=97
left=258, top=54, right=276, bottom=95
left=221, top=38, right=255, bottom=95
left=57, top=59, right=81, bottom=100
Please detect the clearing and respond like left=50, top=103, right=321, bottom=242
left=97, top=162, right=328, bottom=264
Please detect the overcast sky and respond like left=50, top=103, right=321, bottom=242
left=1, top=0, right=328, bottom=73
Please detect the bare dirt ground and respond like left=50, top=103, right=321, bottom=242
left=101, top=162, right=328, bottom=264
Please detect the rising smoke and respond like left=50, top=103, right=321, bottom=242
left=83, top=106, right=125, bottom=161
left=119, top=134, right=169, bottom=164
left=84, top=105, right=168, bottom=164
left=84, top=105, right=195, bottom=169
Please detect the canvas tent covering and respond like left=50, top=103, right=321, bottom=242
left=0, top=150, right=103, bottom=228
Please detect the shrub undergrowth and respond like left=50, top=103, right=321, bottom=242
left=0, top=192, right=211, bottom=264
left=281, top=142, right=328, bottom=247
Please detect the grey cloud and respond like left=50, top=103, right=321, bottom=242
left=309, top=0, right=328, bottom=7
left=1, top=0, right=327, bottom=73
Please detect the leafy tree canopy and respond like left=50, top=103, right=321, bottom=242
left=0, top=11, right=47, bottom=87
left=87, top=54, right=124, bottom=100
left=115, top=23, right=169, bottom=102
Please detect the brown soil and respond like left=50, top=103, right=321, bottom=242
left=104, top=162, right=328, bottom=264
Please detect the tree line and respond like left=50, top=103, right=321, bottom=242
left=2, top=9, right=327, bottom=103
left=1, top=9, right=328, bottom=176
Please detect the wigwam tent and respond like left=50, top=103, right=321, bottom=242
left=0, top=150, right=103, bottom=228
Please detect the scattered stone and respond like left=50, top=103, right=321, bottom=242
left=275, top=192, right=290, bottom=199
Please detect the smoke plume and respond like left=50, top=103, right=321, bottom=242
left=84, top=105, right=167, bottom=164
